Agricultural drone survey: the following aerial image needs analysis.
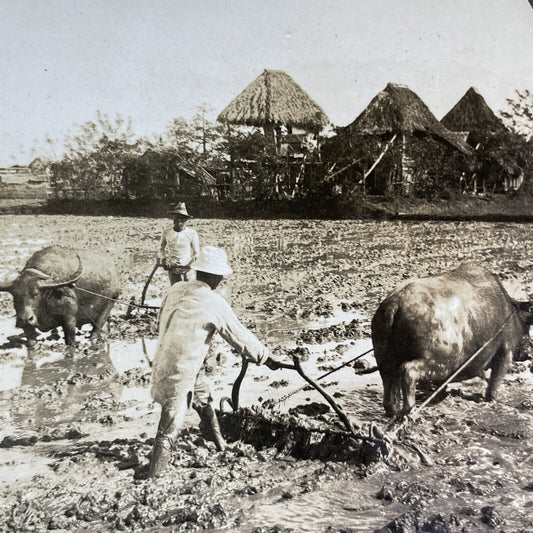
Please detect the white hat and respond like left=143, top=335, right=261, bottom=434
left=191, top=246, right=233, bottom=276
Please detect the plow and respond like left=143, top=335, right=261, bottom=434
left=217, top=406, right=384, bottom=465
left=212, top=328, right=509, bottom=468
left=214, top=350, right=429, bottom=468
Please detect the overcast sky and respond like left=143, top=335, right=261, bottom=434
left=1, top=0, right=533, bottom=166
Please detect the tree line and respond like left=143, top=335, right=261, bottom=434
left=47, top=92, right=533, bottom=202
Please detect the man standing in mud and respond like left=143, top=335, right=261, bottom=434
left=158, top=202, right=200, bottom=285
left=148, top=246, right=277, bottom=478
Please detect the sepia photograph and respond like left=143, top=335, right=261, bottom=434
left=0, top=1, right=532, bottom=531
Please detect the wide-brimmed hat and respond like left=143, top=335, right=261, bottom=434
left=191, top=246, right=233, bottom=276
left=168, top=202, right=191, bottom=217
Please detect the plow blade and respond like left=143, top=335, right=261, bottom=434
left=216, top=407, right=391, bottom=466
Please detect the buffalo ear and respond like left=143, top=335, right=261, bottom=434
left=517, top=301, right=533, bottom=313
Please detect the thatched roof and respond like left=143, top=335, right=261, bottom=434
left=217, top=70, right=329, bottom=130
left=345, top=83, right=472, bottom=154
left=441, top=87, right=508, bottom=134
left=139, top=149, right=216, bottom=185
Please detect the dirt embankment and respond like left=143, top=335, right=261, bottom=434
left=17, top=192, right=533, bottom=222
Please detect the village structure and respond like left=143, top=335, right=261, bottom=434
left=0, top=70, right=529, bottom=211
left=0, top=158, right=50, bottom=211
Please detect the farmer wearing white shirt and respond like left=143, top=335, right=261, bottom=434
left=148, top=246, right=277, bottom=478
left=158, top=202, right=200, bottom=285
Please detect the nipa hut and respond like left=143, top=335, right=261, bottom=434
left=441, top=87, right=524, bottom=193
left=217, top=69, right=329, bottom=150
left=217, top=70, right=330, bottom=199
left=122, top=149, right=216, bottom=200
left=325, top=83, right=472, bottom=197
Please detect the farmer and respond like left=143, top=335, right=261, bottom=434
left=158, top=202, right=200, bottom=285
left=148, top=246, right=278, bottom=477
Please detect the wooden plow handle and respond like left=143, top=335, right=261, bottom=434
left=220, top=356, right=250, bottom=412
left=140, top=260, right=160, bottom=306
left=291, top=355, right=359, bottom=439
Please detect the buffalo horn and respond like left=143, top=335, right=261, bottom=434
left=0, top=271, right=18, bottom=292
left=38, top=253, right=83, bottom=289
left=24, top=268, right=52, bottom=280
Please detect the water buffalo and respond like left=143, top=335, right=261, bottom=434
left=371, top=263, right=533, bottom=416
left=0, top=245, right=120, bottom=345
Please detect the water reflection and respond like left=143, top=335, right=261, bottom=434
left=34, top=351, right=64, bottom=369
left=0, top=337, right=161, bottom=434
left=106, top=338, right=157, bottom=375
left=234, top=479, right=400, bottom=533
left=0, top=360, right=24, bottom=391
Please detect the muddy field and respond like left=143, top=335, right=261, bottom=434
left=0, top=215, right=532, bottom=533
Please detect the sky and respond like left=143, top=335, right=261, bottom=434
left=1, top=0, right=533, bottom=166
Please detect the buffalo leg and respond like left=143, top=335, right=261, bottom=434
left=63, top=317, right=77, bottom=345
left=400, top=359, right=429, bottom=413
left=486, top=347, right=512, bottom=402
left=91, top=300, right=115, bottom=338
left=381, top=373, right=401, bottom=417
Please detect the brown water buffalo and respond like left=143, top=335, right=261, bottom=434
left=371, top=263, right=533, bottom=416
left=0, top=245, right=120, bottom=345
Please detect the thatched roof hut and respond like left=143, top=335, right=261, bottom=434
left=441, top=87, right=524, bottom=193
left=441, top=87, right=508, bottom=135
left=217, top=70, right=329, bottom=137
left=323, top=83, right=473, bottom=197
left=346, top=83, right=471, bottom=154
left=122, top=149, right=215, bottom=200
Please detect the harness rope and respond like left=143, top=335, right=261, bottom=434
left=275, top=347, right=375, bottom=405
left=74, top=286, right=161, bottom=311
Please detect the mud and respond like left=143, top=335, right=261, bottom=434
left=0, top=216, right=532, bottom=532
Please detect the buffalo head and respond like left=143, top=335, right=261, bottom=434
left=511, top=300, right=533, bottom=361
left=0, top=254, right=83, bottom=337
left=514, top=300, right=533, bottom=330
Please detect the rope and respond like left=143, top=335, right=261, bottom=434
left=275, top=347, right=374, bottom=405
left=74, top=286, right=161, bottom=311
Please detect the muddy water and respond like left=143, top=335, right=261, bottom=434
left=230, top=479, right=405, bottom=533
left=0, top=308, right=386, bottom=530
left=1, top=217, right=532, bottom=532
left=1, top=322, right=531, bottom=532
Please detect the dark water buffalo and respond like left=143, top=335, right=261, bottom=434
left=0, top=246, right=120, bottom=345
left=371, top=263, right=533, bottom=416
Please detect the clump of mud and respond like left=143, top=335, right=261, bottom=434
left=379, top=510, right=474, bottom=533
left=108, top=308, right=159, bottom=341
left=1, top=430, right=331, bottom=532
left=1, top=427, right=86, bottom=448
left=298, top=319, right=365, bottom=344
